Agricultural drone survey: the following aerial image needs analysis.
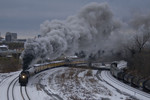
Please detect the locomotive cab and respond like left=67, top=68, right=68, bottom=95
left=19, top=71, right=29, bottom=86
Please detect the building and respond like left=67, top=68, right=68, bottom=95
left=0, top=45, right=8, bottom=51
left=0, top=37, right=4, bottom=41
left=5, top=32, right=17, bottom=42
left=0, top=45, right=9, bottom=57
left=17, top=39, right=26, bottom=43
left=0, top=32, right=4, bottom=42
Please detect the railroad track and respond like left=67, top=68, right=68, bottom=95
left=101, top=71, right=150, bottom=100
left=0, top=75, right=13, bottom=86
left=6, top=75, right=31, bottom=100
left=25, top=86, right=31, bottom=100
left=20, top=86, right=31, bottom=100
left=7, top=76, right=18, bottom=100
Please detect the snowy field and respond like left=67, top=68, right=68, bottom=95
left=0, top=71, right=20, bottom=84
left=0, top=67, right=136, bottom=100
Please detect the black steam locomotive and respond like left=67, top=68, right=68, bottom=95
left=110, top=63, right=150, bottom=93
left=19, top=59, right=85, bottom=86
left=19, top=71, right=29, bottom=86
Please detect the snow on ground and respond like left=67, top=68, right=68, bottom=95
left=28, top=67, right=134, bottom=100
left=0, top=71, right=20, bottom=100
left=0, top=66, right=137, bottom=100
left=0, top=71, right=20, bottom=84
left=27, top=72, right=54, bottom=100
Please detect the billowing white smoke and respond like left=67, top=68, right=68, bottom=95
left=130, top=14, right=150, bottom=30
left=22, top=2, right=121, bottom=68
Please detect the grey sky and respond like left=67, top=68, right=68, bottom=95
left=0, top=0, right=150, bottom=38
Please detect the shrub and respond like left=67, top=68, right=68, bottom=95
left=0, top=57, right=21, bottom=73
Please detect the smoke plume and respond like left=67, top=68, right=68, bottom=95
left=21, top=2, right=124, bottom=69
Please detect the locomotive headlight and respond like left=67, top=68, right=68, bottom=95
left=22, top=75, right=26, bottom=79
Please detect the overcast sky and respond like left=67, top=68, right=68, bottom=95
left=0, top=0, right=150, bottom=38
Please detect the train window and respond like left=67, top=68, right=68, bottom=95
left=50, top=64, right=52, bottom=67
left=38, top=67, right=40, bottom=72
left=48, top=64, right=50, bottom=68
left=40, top=66, right=42, bottom=70
left=35, top=68, right=36, bottom=72
left=140, top=82, right=143, bottom=86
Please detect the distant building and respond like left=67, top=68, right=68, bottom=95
left=0, top=32, right=3, bottom=41
left=0, top=45, right=9, bottom=57
left=5, top=32, right=17, bottom=42
left=17, top=39, right=26, bottom=43
left=0, top=45, right=8, bottom=51
left=0, top=37, right=4, bottom=41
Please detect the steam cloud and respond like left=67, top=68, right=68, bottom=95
left=22, top=2, right=150, bottom=70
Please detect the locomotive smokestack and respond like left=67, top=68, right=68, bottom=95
left=21, top=40, right=36, bottom=70
left=22, top=53, right=34, bottom=70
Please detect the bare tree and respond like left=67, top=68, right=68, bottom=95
left=125, top=44, right=136, bottom=57
left=134, top=32, right=150, bottom=53
left=124, top=32, right=150, bottom=57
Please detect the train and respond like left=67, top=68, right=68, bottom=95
left=110, top=62, right=150, bottom=93
left=19, top=59, right=86, bottom=86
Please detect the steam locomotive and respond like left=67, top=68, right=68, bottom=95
left=19, top=59, right=85, bottom=86
left=110, top=63, right=150, bottom=93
